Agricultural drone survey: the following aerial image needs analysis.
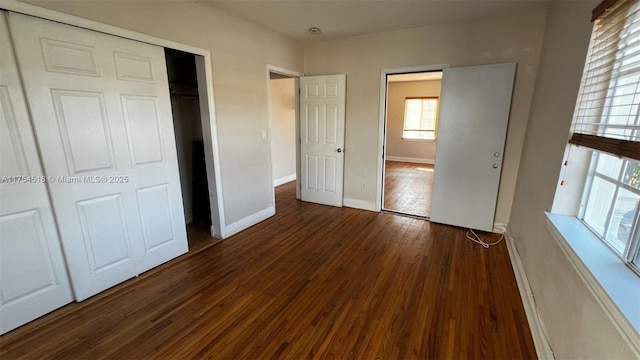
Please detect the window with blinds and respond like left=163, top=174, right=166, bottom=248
left=402, top=98, right=438, bottom=140
left=574, top=0, right=640, bottom=274
left=570, top=0, right=640, bottom=160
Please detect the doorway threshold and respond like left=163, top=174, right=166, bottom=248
left=382, top=209, right=430, bottom=221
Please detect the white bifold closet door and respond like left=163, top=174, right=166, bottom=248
left=0, top=12, right=73, bottom=335
left=8, top=13, right=188, bottom=301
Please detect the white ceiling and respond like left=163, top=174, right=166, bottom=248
left=211, top=0, right=550, bottom=43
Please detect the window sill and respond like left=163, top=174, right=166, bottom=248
left=401, top=137, right=436, bottom=142
left=545, top=212, right=640, bottom=347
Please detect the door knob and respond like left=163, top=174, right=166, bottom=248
left=337, top=148, right=343, bottom=153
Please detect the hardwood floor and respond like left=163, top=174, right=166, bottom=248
left=0, top=181, right=535, bottom=359
left=384, top=161, right=433, bottom=217
left=187, top=222, right=221, bottom=253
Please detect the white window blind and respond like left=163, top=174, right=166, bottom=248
left=403, top=98, right=438, bottom=140
left=570, top=0, right=640, bottom=160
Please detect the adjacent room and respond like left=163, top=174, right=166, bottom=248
left=268, top=71, right=298, bottom=198
left=1, top=0, right=638, bottom=359
left=383, top=72, right=442, bottom=217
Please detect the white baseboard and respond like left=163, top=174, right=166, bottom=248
left=386, top=156, right=434, bottom=164
left=225, top=206, right=275, bottom=238
left=505, top=229, right=555, bottom=360
left=343, top=198, right=377, bottom=212
left=493, top=222, right=508, bottom=234
left=210, top=225, right=222, bottom=239
left=274, top=174, right=296, bottom=187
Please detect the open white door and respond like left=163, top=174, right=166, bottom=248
left=0, top=12, right=73, bottom=334
left=9, top=13, right=188, bottom=301
left=300, top=75, right=346, bottom=207
left=430, top=63, right=516, bottom=232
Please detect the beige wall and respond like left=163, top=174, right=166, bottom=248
left=269, top=78, right=296, bottom=183
left=510, top=1, right=636, bottom=358
left=22, top=0, right=304, bottom=227
left=386, top=80, right=441, bottom=161
left=304, top=10, right=547, bottom=223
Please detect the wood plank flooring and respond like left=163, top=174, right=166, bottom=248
left=0, top=181, right=535, bottom=359
left=187, top=222, right=221, bottom=253
left=384, top=161, right=433, bottom=217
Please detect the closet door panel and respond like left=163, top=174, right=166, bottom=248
left=0, top=12, right=73, bottom=335
left=8, top=12, right=187, bottom=301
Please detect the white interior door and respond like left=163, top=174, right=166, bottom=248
left=0, top=12, right=73, bottom=334
left=299, top=75, right=346, bottom=207
left=9, top=13, right=188, bottom=301
left=430, top=63, right=516, bottom=232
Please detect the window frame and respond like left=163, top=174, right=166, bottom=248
left=544, top=0, right=640, bottom=346
left=569, top=0, right=640, bottom=276
left=580, top=151, right=640, bottom=276
left=401, top=97, right=439, bottom=141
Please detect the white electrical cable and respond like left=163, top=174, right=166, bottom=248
left=466, top=228, right=504, bottom=248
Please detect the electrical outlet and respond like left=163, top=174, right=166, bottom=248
left=261, top=129, right=268, bottom=140
left=360, top=183, right=366, bottom=191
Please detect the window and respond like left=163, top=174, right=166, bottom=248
left=402, top=98, right=438, bottom=140
left=571, top=0, right=640, bottom=273
left=583, top=153, right=639, bottom=254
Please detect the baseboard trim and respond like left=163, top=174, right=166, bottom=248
left=343, top=198, right=377, bottom=212
left=210, top=225, right=222, bottom=239
left=493, top=222, right=508, bottom=234
left=225, top=206, right=275, bottom=238
left=385, top=156, right=434, bottom=164
left=274, top=174, right=296, bottom=187
left=505, top=229, right=555, bottom=360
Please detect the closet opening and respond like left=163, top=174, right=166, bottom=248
left=165, top=48, right=215, bottom=251
left=381, top=71, right=443, bottom=218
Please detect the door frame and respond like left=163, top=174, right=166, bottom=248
left=266, top=65, right=304, bottom=207
left=1, top=0, right=228, bottom=238
left=376, top=64, right=450, bottom=212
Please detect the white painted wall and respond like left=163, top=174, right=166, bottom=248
left=509, top=1, right=637, bottom=358
left=269, top=77, right=296, bottom=185
left=22, top=0, right=304, bottom=228
left=386, top=80, right=441, bottom=161
left=304, top=10, right=547, bottom=223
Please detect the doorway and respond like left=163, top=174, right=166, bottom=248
left=165, top=48, right=214, bottom=251
left=382, top=71, right=443, bottom=218
left=269, top=72, right=297, bottom=185
left=266, top=66, right=303, bottom=211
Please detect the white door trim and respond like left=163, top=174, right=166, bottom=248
left=0, top=0, right=227, bottom=238
left=267, top=65, right=303, bottom=78
left=376, top=64, right=450, bottom=212
left=266, top=65, right=304, bottom=208
left=196, top=57, right=226, bottom=238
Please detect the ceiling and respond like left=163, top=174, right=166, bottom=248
left=211, top=0, right=550, bottom=43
